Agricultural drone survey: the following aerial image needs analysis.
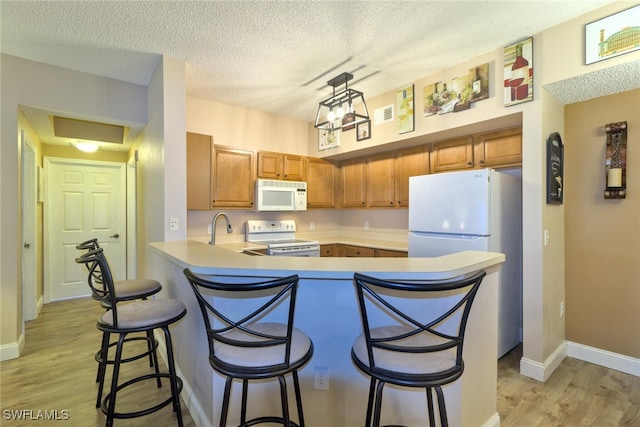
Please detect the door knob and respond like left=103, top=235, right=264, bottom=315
left=110, top=234, right=120, bottom=239
left=24, top=243, right=31, bottom=249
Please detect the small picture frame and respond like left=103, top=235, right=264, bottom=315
left=318, top=128, right=340, bottom=151
left=585, top=5, right=640, bottom=65
left=396, top=84, right=414, bottom=134
left=504, top=37, right=533, bottom=106
left=356, top=120, right=371, bottom=141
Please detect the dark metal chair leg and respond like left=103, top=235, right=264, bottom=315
left=241, top=379, right=248, bottom=425
left=105, top=333, right=126, bottom=427
left=292, top=370, right=305, bottom=427
left=426, top=387, right=436, bottom=427
left=372, top=380, right=385, bottom=427
left=220, top=376, right=233, bottom=427
left=278, top=375, right=291, bottom=427
left=96, top=331, right=110, bottom=407
left=435, top=386, right=448, bottom=427
left=163, top=327, right=183, bottom=426
left=365, top=377, right=376, bottom=427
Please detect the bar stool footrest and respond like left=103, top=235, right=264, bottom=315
left=95, top=336, right=158, bottom=366
left=240, top=416, right=300, bottom=427
left=101, top=373, right=183, bottom=419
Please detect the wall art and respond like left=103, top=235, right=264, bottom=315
left=356, top=120, right=371, bottom=141
left=504, top=37, right=533, bottom=106
left=546, top=132, right=564, bottom=204
left=396, top=84, right=414, bottom=134
left=318, top=128, right=340, bottom=151
left=585, top=5, right=640, bottom=65
left=422, top=62, right=490, bottom=117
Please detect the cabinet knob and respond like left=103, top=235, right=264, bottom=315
left=480, top=160, right=485, bottom=164
left=467, top=161, right=472, bottom=165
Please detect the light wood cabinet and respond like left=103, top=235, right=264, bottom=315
left=212, top=145, right=255, bottom=208
left=341, top=158, right=367, bottom=208
left=257, top=151, right=306, bottom=181
left=186, top=132, right=214, bottom=210
left=394, top=145, right=429, bottom=207
left=475, top=127, right=522, bottom=169
left=307, top=157, right=336, bottom=208
left=375, top=248, right=408, bottom=257
left=367, top=152, right=396, bottom=207
left=430, top=136, right=474, bottom=173
left=344, top=245, right=375, bottom=257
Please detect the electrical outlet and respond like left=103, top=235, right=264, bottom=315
left=310, top=222, right=315, bottom=230
left=544, top=229, right=550, bottom=246
left=364, top=221, right=369, bottom=229
left=314, top=366, right=329, bottom=390
left=208, top=224, right=212, bottom=235
left=560, top=301, right=565, bottom=318
left=169, top=217, right=179, bottom=231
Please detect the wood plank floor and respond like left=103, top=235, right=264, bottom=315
left=1, top=297, right=639, bottom=426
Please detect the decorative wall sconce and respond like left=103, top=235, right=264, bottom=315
left=604, top=121, right=627, bottom=199
left=315, top=72, right=370, bottom=131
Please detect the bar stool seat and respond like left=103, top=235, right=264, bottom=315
left=351, top=270, right=486, bottom=427
left=77, top=248, right=186, bottom=427
left=183, top=269, right=313, bottom=427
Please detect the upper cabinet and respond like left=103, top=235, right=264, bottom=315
left=475, top=127, right=522, bottom=169
left=257, top=151, right=306, bottom=181
left=394, top=145, right=429, bottom=207
left=186, top=132, right=214, bottom=210
left=212, top=145, right=255, bottom=208
left=306, top=157, right=336, bottom=208
left=367, top=152, right=396, bottom=207
left=341, top=158, right=367, bottom=207
left=430, top=136, right=474, bottom=173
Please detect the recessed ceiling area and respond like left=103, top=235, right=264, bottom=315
left=52, top=116, right=126, bottom=145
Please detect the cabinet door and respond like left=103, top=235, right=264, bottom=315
left=430, top=136, right=474, bottom=173
left=212, top=146, right=255, bottom=208
left=375, top=248, right=408, bottom=258
left=283, top=154, right=306, bottom=181
left=307, top=157, right=336, bottom=208
left=341, top=158, right=367, bottom=207
left=368, top=152, right=396, bottom=207
left=345, top=245, right=375, bottom=257
left=186, top=132, right=214, bottom=210
left=476, top=127, right=522, bottom=169
left=257, top=151, right=282, bottom=179
left=394, top=145, right=429, bottom=207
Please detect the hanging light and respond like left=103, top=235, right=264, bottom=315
left=315, top=72, right=369, bottom=131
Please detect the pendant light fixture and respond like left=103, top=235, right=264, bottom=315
left=314, top=72, right=369, bottom=131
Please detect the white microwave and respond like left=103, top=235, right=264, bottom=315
left=255, top=179, right=307, bottom=211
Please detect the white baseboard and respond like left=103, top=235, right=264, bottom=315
left=154, top=331, right=212, bottom=427
left=566, top=341, right=640, bottom=377
left=0, top=333, right=25, bottom=361
left=36, top=295, right=44, bottom=315
left=481, top=412, right=501, bottom=427
left=520, top=341, right=567, bottom=382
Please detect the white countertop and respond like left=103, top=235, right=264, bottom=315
left=150, top=239, right=504, bottom=280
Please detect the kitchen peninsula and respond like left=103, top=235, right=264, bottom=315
left=149, top=240, right=504, bottom=427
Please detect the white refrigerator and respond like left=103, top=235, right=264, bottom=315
left=408, top=168, right=522, bottom=358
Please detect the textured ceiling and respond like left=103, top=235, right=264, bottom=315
left=1, top=0, right=634, bottom=151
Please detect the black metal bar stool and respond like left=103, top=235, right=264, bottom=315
left=76, top=248, right=186, bottom=427
left=351, top=270, right=486, bottom=427
left=183, top=268, right=314, bottom=427
left=76, top=238, right=163, bottom=407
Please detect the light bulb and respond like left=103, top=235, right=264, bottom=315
left=336, top=105, right=345, bottom=119
left=327, top=110, right=336, bottom=121
left=75, top=142, right=99, bottom=153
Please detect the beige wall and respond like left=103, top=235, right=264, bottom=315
left=564, top=89, right=640, bottom=359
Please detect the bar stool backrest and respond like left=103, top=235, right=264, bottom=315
left=183, top=269, right=300, bottom=370
left=353, top=270, right=486, bottom=382
left=75, top=248, right=120, bottom=323
left=76, top=238, right=104, bottom=288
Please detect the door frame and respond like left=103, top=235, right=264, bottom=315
left=21, top=129, right=38, bottom=322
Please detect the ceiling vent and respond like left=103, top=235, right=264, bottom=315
left=52, top=116, right=126, bottom=144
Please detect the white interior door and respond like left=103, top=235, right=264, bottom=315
left=44, top=158, right=126, bottom=302
left=21, top=130, right=38, bottom=321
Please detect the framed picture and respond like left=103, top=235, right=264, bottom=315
left=356, top=120, right=371, bottom=141
left=546, top=132, right=564, bottom=204
left=318, top=128, right=340, bottom=151
left=504, top=37, right=533, bottom=106
left=341, top=113, right=356, bottom=131
left=396, top=84, right=414, bottom=134
left=423, top=82, right=441, bottom=117
left=468, top=62, right=490, bottom=103
left=585, top=5, right=640, bottom=65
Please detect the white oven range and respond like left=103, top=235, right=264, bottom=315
left=245, top=220, right=320, bottom=257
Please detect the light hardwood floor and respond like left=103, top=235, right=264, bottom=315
left=1, top=297, right=639, bottom=426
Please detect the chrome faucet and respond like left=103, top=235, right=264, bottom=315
left=209, top=212, right=233, bottom=245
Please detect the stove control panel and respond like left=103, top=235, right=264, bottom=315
left=246, top=220, right=296, bottom=239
